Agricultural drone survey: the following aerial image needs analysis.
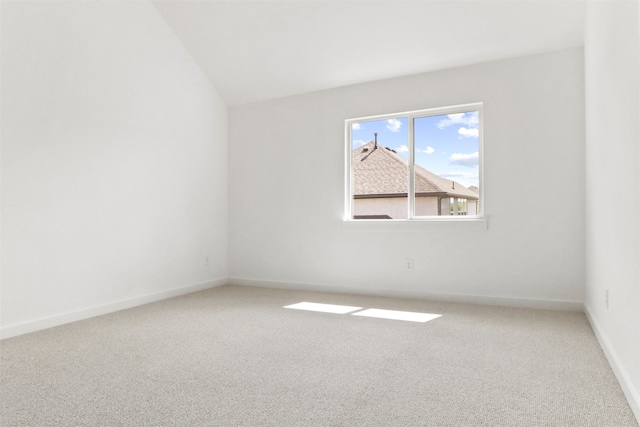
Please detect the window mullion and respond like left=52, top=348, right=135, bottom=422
left=408, top=116, right=415, bottom=219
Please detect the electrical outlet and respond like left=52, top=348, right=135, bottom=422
left=605, top=289, right=609, bottom=309
left=405, top=259, right=413, bottom=271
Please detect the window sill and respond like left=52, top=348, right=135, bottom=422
left=341, top=217, right=488, bottom=232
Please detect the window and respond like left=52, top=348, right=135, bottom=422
left=346, top=103, right=482, bottom=221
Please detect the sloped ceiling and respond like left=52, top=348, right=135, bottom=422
left=153, top=1, right=586, bottom=106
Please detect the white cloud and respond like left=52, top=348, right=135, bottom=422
left=466, top=112, right=479, bottom=128
left=353, top=139, right=368, bottom=147
left=386, top=119, right=402, bottom=132
left=440, top=171, right=479, bottom=188
left=415, top=146, right=435, bottom=154
left=449, top=151, right=479, bottom=167
left=437, top=113, right=464, bottom=129
left=437, top=111, right=479, bottom=130
left=397, top=145, right=409, bottom=153
left=352, top=123, right=362, bottom=130
left=458, top=127, right=479, bottom=138
left=441, top=171, right=477, bottom=180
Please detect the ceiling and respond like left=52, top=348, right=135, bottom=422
left=152, top=0, right=586, bottom=106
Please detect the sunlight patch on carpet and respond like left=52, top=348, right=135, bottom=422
left=351, top=308, right=441, bottom=323
left=284, top=302, right=362, bottom=314
left=284, top=302, right=442, bottom=323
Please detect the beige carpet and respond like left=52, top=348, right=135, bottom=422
left=1, top=285, right=637, bottom=426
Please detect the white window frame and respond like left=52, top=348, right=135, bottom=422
left=344, top=103, right=484, bottom=222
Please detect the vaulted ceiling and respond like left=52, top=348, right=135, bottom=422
left=153, top=1, right=587, bottom=106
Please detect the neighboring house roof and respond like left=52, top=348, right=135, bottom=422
left=352, top=141, right=479, bottom=199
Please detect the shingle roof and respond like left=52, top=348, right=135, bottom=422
left=352, top=141, right=479, bottom=199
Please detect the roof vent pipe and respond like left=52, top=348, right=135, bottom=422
left=374, top=133, right=378, bottom=149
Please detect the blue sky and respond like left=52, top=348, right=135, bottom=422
left=351, top=111, right=479, bottom=188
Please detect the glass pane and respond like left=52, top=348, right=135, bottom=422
left=413, top=111, right=480, bottom=216
left=351, top=118, right=408, bottom=219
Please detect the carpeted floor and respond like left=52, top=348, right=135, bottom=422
left=1, top=285, right=637, bottom=426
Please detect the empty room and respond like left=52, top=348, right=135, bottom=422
left=1, top=0, right=639, bottom=425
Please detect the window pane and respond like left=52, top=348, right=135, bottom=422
left=351, top=118, right=408, bottom=219
left=413, top=111, right=480, bottom=216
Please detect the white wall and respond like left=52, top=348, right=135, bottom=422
left=584, top=0, right=640, bottom=418
left=229, top=49, right=585, bottom=309
left=0, top=1, right=228, bottom=336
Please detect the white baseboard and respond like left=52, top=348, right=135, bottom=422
left=0, top=278, right=227, bottom=340
left=228, top=277, right=584, bottom=312
left=584, top=306, right=640, bottom=424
